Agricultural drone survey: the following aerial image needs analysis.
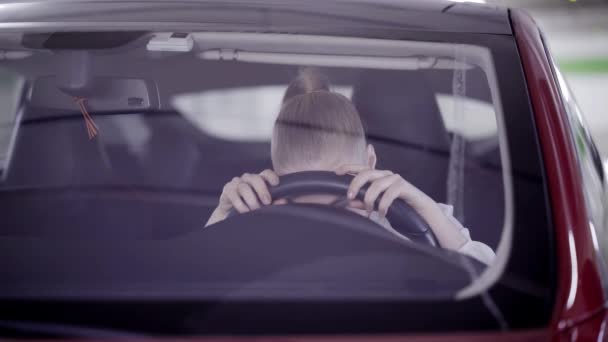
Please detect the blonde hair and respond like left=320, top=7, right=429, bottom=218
left=271, top=68, right=368, bottom=175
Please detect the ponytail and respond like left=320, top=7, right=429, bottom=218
left=282, top=67, right=331, bottom=103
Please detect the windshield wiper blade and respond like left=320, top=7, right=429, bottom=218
left=0, top=320, right=145, bottom=338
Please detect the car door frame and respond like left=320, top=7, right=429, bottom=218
left=511, top=8, right=607, bottom=341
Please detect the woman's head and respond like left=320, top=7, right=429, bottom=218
left=271, top=68, right=375, bottom=175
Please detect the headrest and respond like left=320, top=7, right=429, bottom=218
left=352, top=71, right=450, bottom=151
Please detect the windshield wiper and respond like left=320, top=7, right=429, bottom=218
left=0, top=320, right=145, bottom=339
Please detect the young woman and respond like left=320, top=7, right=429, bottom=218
left=206, top=69, right=495, bottom=265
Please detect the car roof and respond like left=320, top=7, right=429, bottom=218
left=0, top=0, right=512, bottom=35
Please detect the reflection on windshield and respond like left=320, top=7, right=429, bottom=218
left=0, top=33, right=507, bottom=305
left=172, top=86, right=353, bottom=141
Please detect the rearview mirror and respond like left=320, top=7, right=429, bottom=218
left=29, top=76, right=160, bottom=119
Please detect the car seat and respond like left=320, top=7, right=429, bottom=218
left=352, top=70, right=504, bottom=250
left=352, top=70, right=451, bottom=203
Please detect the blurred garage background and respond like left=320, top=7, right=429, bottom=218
left=504, top=0, right=608, bottom=157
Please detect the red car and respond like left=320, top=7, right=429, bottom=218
left=0, top=1, right=606, bottom=341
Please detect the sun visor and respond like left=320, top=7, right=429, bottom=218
left=28, top=76, right=160, bottom=119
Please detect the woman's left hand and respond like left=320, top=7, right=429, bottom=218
left=335, top=165, right=434, bottom=218
left=336, top=164, right=468, bottom=250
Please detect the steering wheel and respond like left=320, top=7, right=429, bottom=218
left=229, top=171, right=438, bottom=247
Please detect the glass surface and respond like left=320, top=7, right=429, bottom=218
left=0, top=29, right=554, bottom=335
left=0, top=32, right=504, bottom=293
left=0, top=69, right=24, bottom=174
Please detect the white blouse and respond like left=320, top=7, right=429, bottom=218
left=359, top=203, right=496, bottom=265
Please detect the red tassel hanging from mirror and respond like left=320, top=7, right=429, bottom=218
left=73, top=97, right=98, bottom=139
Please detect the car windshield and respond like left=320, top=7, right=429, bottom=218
left=0, top=29, right=553, bottom=335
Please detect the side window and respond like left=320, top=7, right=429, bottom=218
left=436, top=94, right=497, bottom=140
left=0, top=68, right=24, bottom=178
left=551, top=59, right=608, bottom=291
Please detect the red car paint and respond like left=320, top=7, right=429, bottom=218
left=511, top=8, right=607, bottom=342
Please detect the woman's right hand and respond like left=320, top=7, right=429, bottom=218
left=205, top=169, right=280, bottom=226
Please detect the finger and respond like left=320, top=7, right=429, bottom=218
left=347, top=170, right=392, bottom=200
left=364, top=174, right=400, bottom=213
left=237, top=182, right=261, bottom=210
left=219, top=178, right=240, bottom=206
left=273, top=198, right=288, bottom=205
left=222, top=178, right=236, bottom=192
left=377, top=182, right=404, bottom=218
left=223, top=177, right=240, bottom=192
left=260, top=169, right=280, bottom=186
left=346, top=199, right=366, bottom=210
left=335, top=164, right=370, bottom=175
left=226, top=189, right=249, bottom=213
left=242, top=173, right=272, bottom=205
